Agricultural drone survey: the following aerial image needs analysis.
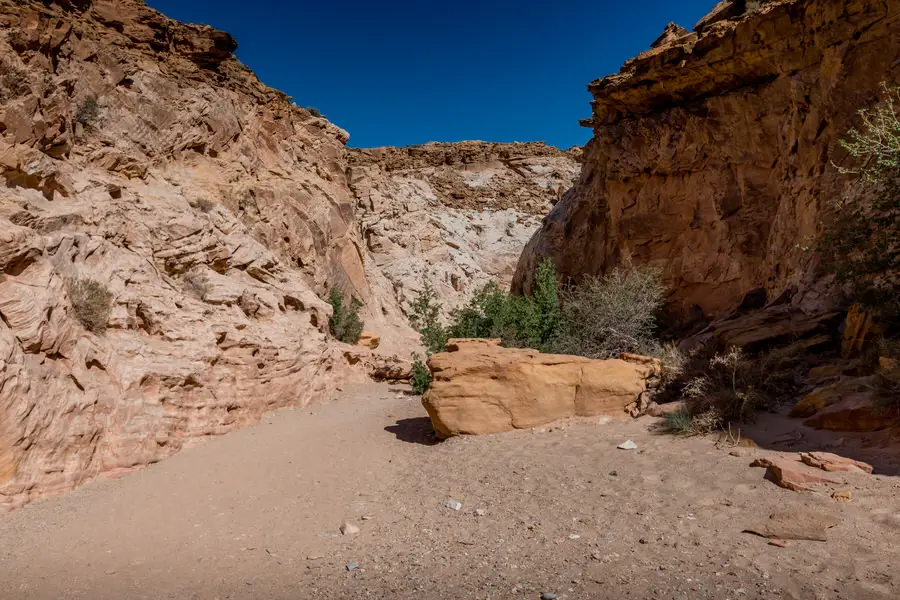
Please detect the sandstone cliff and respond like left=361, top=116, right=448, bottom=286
left=350, top=142, right=580, bottom=313
left=514, top=0, right=900, bottom=321
left=0, top=0, right=581, bottom=509
left=0, top=0, right=383, bottom=510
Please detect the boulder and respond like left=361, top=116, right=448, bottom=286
left=790, top=376, right=877, bottom=418
left=750, top=457, right=838, bottom=492
left=804, top=394, right=894, bottom=432
left=357, top=331, right=381, bottom=350
left=799, top=452, right=873, bottom=474
left=422, top=339, right=657, bottom=438
left=744, top=510, right=840, bottom=542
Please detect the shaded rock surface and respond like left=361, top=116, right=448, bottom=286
left=422, top=339, right=657, bottom=438
left=514, top=0, right=900, bottom=321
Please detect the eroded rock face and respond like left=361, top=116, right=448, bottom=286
left=349, top=142, right=580, bottom=313
left=422, top=339, right=657, bottom=438
left=0, top=0, right=374, bottom=510
left=514, top=0, right=900, bottom=320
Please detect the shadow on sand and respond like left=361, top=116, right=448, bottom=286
left=385, top=417, right=442, bottom=446
left=651, top=405, right=900, bottom=477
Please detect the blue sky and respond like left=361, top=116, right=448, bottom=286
left=145, top=0, right=714, bottom=149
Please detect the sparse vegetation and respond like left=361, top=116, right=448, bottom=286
left=662, top=407, right=695, bottom=435
left=0, top=58, right=29, bottom=103
left=446, top=260, right=562, bottom=351
left=194, top=198, right=216, bottom=213
left=551, top=263, right=666, bottom=359
left=182, top=272, right=209, bottom=299
left=409, top=279, right=449, bottom=355
left=306, top=107, right=323, bottom=118
left=411, top=353, right=432, bottom=395
left=328, top=288, right=364, bottom=344
left=823, top=83, right=900, bottom=314
left=660, top=344, right=804, bottom=435
left=76, top=97, right=101, bottom=127
left=68, top=277, right=113, bottom=334
left=410, top=260, right=665, bottom=358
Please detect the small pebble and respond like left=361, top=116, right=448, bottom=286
left=541, top=593, right=558, bottom=600
left=474, top=508, right=486, bottom=517
left=568, top=534, right=581, bottom=540
left=340, top=521, right=360, bottom=535
left=617, top=440, right=638, bottom=450
left=444, top=499, right=463, bottom=511
left=346, top=562, right=360, bottom=571
left=609, top=470, right=618, bottom=477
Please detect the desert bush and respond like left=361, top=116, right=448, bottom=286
left=409, top=279, right=449, bottom=355
left=411, top=353, right=432, bottom=395
left=194, top=198, right=216, bottom=213
left=306, top=107, right=323, bottom=118
left=328, top=288, right=364, bottom=344
left=446, top=260, right=562, bottom=351
left=662, top=406, right=694, bottom=435
left=68, top=277, right=113, bottom=334
left=668, top=345, right=803, bottom=434
left=411, top=260, right=665, bottom=360
left=76, top=97, right=101, bottom=127
left=551, top=263, right=666, bottom=359
left=0, top=58, right=29, bottom=103
left=822, top=83, right=900, bottom=312
left=182, top=272, right=209, bottom=298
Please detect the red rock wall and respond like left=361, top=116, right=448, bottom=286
left=514, top=0, right=900, bottom=319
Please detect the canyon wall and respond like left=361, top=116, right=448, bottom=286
left=0, top=0, right=376, bottom=510
left=350, top=142, right=580, bottom=315
left=0, top=0, right=580, bottom=508
left=514, top=0, right=900, bottom=320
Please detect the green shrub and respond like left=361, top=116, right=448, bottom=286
left=328, top=288, right=364, bottom=344
left=411, top=353, right=432, bottom=394
left=68, top=277, right=113, bottom=334
left=662, top=407, right=694, bottom=435
left=445, top=260, right=562, bottom=351
left=823, top=84, right=900, bottom=310
left=306, top=107, right=323, bottom=118
left=76, top=97, right=101, bottom=127
left=409, top=279, right=449, bottom=355
left=550, top=263, right=666, bottom=359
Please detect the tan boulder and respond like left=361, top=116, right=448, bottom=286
left=804, top=394, right=894, bottom=432
left=750, top=457, right=838, bottom=492
left=790, top=376, right=876, bottom=418
left=744, top=510, right=840, bottom=542
left=357, top=331, right=381, bottom=350
left=422, top=339, right=656, bottom=438
left=799, top=451, right=873, bottom=474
